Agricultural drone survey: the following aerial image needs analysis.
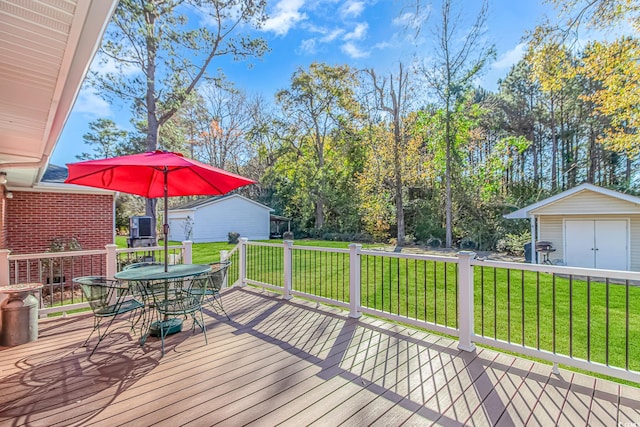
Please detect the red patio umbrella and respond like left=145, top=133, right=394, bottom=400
left=65, top=150, right=256, bottom=270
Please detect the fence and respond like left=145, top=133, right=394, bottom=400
left=0, top=242, right=193, bottom=317
left=234, top=238, right=640, bottom=384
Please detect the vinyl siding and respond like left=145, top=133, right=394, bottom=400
left=168, top=196, right=270, bottom=243
left=533, top=191, right=640, bottom=215
left=539, top=216, right=564, bottom=264
left=538, top=214, right=640, bottom=271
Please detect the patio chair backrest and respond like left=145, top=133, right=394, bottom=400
left=207, top=261, right=232, bottom=291
left=122, top=261, right=162, bottom=271
left=73, top=276, right=126, bottom=314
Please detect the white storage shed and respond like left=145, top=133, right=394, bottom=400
left=504, top=183, right=640, bottom=271
left=167, top=194, right=272, bottom=243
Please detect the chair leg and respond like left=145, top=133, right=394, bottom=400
left=211, top=292, right=230, bottom=320
left=195, top=309, right=208, bottom=345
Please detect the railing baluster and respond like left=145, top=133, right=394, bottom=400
left=521, top=269, right=525, bottom=346
left=626, top=279, right=630, bottom=371
left=481, top=266, right=485, bottom=336
left=553, top=273, right=556, bottom=354
left=536, top=271, right=540, bottom=350
left=570, top=274, right=573, bottom=358
left=507, top=269, right=511, bottom=343
left=606, top=278, right=610, bottom=366
left=493, top=267, right=497, bottom=339
left=444, top=261, right=448, bottom=327
left=587, top=276, right=591, bottom=361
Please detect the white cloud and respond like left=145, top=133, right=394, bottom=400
left=73, top=90, right=112, bottom=118
left=341, top=42, right=369, bottom=58
left=373, top=41, right=392, bottom=50
left=492, top=43, right=526, bottom=70
left=320, top=28, right=345, bottom=43
left=340, top=1, right=365, bottom=19
left=343, top=22, right=368, bottom=41
left=262, top=0, right=307, bottom=36
left=298, top=38, right=317, bottom=54
left=392, top=6, right=429, bottom=33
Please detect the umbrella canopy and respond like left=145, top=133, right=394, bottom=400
left=65, top=150, right=256, bottom=270
left=65, top=150, right=255, bottom=198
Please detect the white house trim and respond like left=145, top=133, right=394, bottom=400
left=504, top=183, right=640, bottom=219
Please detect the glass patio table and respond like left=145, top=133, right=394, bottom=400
left=114, top=264, right=211, bottom=337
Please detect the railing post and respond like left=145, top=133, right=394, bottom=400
left=457, top=251, right=477, bottom=352
left=182, top=240, right=193, bottom=264
left=349, top=243, right=362, bottom=318
left=239, top=238, right=248, bottom=287
left=220, top=250, right=229, bottom=288
left=105, top=244, right=117, bottom=279
left=283, top=240, right=293, bottom=300
left=0, top=249, right=10, bottom=286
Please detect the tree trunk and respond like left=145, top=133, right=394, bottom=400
left=550, top=96, right=558, bottom=191
left=445, top=110, right=453, bottom=248
left=587, top=123, right=596, bottom=183
left=144, top=10, right=159, bottom=237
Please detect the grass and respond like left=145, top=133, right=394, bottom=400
left=113, top=237, right=640, bottom=379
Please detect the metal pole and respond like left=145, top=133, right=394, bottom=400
left=164, top=167, right=169, bottom=272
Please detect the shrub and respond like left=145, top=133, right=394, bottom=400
left=496, top=231, right=531, bottom=255
left=352, top=232, right=374, bottom=243
left=283, top=231, right=294, bottom=240
left=460, top=237, right=477, bottom=250
left=426, top=237, right=442, bottom=248
left=228, top=232, right=240, bottom=244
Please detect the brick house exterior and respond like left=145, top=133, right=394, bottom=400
left=1, top=165, right=116, bottom=254
left=4, top=190, right=114, bottom=254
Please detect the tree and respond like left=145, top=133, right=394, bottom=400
left=529, top=0, right=640, bottom=187
left=365, top=63, right=415, bottom=245
left=275, top=63, right=362, bottom=230
left=416, top=0, right=495, bottom=247
left=92, top=0, right=268, bottom=233
left=77, top=119, right=128, bottom=160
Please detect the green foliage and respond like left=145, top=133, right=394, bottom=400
left=282, top=231, right=294, bottom=240
left=227, top=232, right=240, bottom=244
left=496, top=231, right=532, bottom=255
left=77, top=119, right=128, bottom=160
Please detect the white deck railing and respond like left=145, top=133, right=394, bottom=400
left=0, top=242, right=194, bottom=317
left=3, top=237, right=638, bottom=384
left=234, top=238, right=640, bottom=384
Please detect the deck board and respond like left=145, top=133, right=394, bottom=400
left=0, top=287, right=638, bottom=426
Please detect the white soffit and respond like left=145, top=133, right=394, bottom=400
left=0, top=0, right=117, bottom=187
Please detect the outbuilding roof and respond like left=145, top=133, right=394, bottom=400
left=504, top=183, right=640, bottom=219
left=169, top=194, right=273, bottom=212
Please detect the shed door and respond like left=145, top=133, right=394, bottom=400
left=564, top=220, right=628, bottom=270
left=594, top=220, right=628, bottom=271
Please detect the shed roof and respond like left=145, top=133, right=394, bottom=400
left=504, top=183, right=640, bottom=219
left=169, top=194, right=272, bottom=212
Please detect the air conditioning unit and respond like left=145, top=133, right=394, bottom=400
left=130, top=216, right=153, bottom=238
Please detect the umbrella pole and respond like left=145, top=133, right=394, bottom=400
left=163, top=167, right=169, bottom=272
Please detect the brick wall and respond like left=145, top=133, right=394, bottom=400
left=5, top=191, right=114, bottom=254
left=0, top=190, right=7, bottom=249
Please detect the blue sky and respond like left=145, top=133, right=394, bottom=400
left=52, top=0, right=556, bottom=166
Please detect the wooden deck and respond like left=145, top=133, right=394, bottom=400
left=1, top=287, right=639, bottom=426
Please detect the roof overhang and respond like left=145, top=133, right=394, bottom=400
left=504, top=183, right=640, bottom=219
left=20, top=182, right=116, bottom=196
left=0, top=0, right=118, bottom=188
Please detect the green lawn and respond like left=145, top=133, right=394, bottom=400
left=114, top=236, right=640, bottom=375
left=242, top=242, right=640, bottom=375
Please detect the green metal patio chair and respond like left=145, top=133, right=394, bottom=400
left=188, top=262, right=231, bottom=320
left=74, top=276, right=145, bottom=356
left=147, top=275, right=208, bottom=355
